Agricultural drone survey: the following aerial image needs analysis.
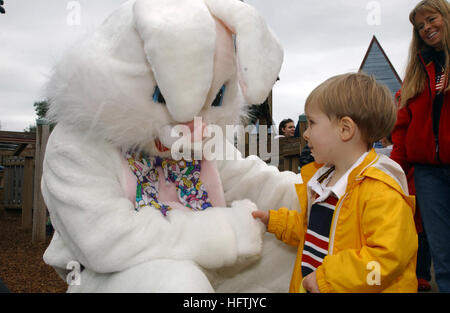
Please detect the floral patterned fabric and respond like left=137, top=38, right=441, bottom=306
left=126, top=152, right=212, bottom=216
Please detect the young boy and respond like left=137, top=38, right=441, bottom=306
left=252, top=73, right=418, bottom=293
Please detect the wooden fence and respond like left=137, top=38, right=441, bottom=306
left=277, top=136, right=305, bottom=173
left=32, top=123, right=50, bottom=243
left=2, top=156, right=25, bottom=210
left=1, top=156, right=34, bottom=230
left=0, top=122, right=50, bottom=243
left=244, top=125, right=307, bottom=173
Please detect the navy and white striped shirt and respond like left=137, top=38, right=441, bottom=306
left=301, top=194, right=337, bottom=277
left=301, top=153, right=368, bottom=278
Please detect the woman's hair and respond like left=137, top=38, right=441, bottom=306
left=401, top=0, right=450, bottom=108
left=305, top=72, right=397, bottom=147
left=278, top=118, right=294, bottom=135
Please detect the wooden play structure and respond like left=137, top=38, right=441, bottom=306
left=246, top=90, right=307, bottom=173
left=0, top=120, right=50, bottom=243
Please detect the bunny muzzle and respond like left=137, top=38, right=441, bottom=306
left=156, top=119, right=208, bottom=154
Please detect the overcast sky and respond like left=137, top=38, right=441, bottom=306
left=0, top=0, right=419, bottom=132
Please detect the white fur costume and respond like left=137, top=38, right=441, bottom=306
left=42, top=0, right=300, bottom=292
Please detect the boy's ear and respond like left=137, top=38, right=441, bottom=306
left=338, top=116, right=356, bottom=142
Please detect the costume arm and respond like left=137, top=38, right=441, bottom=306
left=391, top=105, right=412, bottom=173
left=42, top=127, right=262, bottom=273
left=315, top=182, right=417, bottom=292
left=217, top=141, right=302, bottom=213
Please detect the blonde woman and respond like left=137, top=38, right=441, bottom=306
left=391, top=0, right=450, bottom=292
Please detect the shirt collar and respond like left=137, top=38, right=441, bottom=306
left=307, top=152, right=368, bottom=201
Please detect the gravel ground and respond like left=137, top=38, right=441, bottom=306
left=0, top=210, right=66, bottom=293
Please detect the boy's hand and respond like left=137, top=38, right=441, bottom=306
left=251, top=210, right=269, bottom=226
left=303, top=272, right=320, bottom=293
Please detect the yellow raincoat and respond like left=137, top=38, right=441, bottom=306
left=268, top=149, right=418, bottom=293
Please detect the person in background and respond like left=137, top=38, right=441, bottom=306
left=391, top=88, right=432, bottom=291
left=391, top=0, right=450, bottom=292
left=406, top=167, right=433, bottom=292
left=375, top=134, right=393, bottom=157
left=277, top=118, right=295, bottom=138
left=299, top=144, right=314, bottom=168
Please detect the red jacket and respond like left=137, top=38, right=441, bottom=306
left=391, top=50, right=450, bottom=173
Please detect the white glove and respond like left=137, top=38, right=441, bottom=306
left=224, top=199, right=265, bottom=261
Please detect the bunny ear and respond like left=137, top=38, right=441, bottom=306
left=133, top=0, right=216, bottom=122
left=204, top=0, right=283, bottom=105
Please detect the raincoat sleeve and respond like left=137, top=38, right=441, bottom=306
left=265, top=162, right=317, bottom=247
left=267, top=207, right=305, bottom=247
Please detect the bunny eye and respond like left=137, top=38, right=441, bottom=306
left=153, top=86, right=166, bottom=104
left=211, top=85, right=226, bottom=107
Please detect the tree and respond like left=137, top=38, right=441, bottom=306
left=34, top=100, right=49, bottom=120
left=24, top=125, right=36, bottom=133
left=0, top=1, right=5, bottom=14
left=33, top=99, right=56, bottom=131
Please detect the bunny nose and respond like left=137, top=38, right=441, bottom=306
left=183, top=117, right=207, bottom=143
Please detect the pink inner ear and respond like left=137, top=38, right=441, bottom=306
left=213, top=18, right=248, bottom=103
left=235, top=53, right=248, bottom=100
left=210, top=18, right=244, bottom=102
left=216, top=18, right=248, bottom=101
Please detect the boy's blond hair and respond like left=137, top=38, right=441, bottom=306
left=305, top=72, right=397, bottom=147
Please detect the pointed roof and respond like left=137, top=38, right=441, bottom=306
left=359, top=36, right=402, bottom=96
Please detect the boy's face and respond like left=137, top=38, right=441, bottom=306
left=303, top=102, right=341, bottom=165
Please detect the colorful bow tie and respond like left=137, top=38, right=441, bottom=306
left=126, top=152, right=212, bottom=216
